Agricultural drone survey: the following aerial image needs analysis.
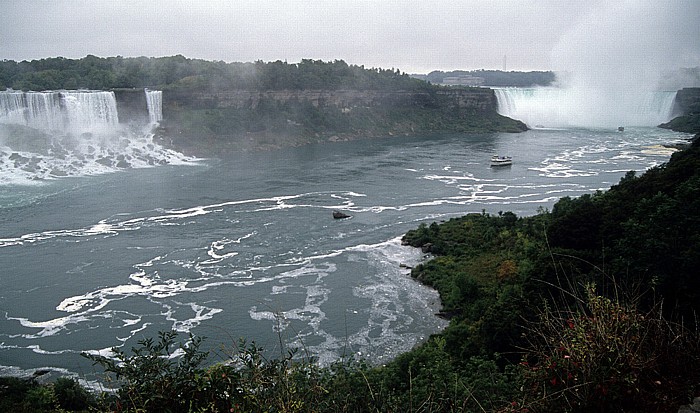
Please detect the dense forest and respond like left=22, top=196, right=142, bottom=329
left=0, top=55, right=557, bottom=91
left=0, top=55, right=430, bottom=92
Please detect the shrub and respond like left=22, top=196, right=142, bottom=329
left=53, top=377, right=96, bottom=411
left=83, top=331, right=210, bottom=412
left=519, top=283, right=700, bottom=412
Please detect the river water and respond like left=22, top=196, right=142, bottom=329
left=0, top=124, right=690, bottom=383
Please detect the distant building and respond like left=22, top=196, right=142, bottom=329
left=441, top=75, right=485, bottom=86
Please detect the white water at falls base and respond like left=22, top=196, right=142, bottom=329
left=494, top=87, right=677, bottom=129
left=0, top=89, right=195, bottom=185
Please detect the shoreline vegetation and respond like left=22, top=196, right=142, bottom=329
left=2, top=56, right=700, bottom=412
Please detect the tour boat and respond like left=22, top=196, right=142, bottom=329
left=490, top=155, right=512, bottom=167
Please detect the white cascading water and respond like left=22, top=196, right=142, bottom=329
left=0, top=90, right=31, bottom=126
left=145, top=89, right=163, bottom=124
left=25, top=92, right=65, bottom=132
left=0, top=90, right=119, bottom=134
left=0, top=89, right=194, bottom=185
left=61, top=91, right=120, bottom=134
left=494, top=87, right=677, bottom=129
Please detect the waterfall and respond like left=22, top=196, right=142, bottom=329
left=0, top=90, right=26, bottom=126
left=0, top=90, right=119, bottom=134
left=145, top=89, right=163, bottom=124
left=0, top=89, right=192, bottom=184
left=494, top=87, right=678, bottom=128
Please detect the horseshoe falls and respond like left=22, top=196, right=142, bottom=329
left=494, top=87, right=678, bottom=129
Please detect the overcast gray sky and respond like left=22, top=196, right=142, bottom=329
left=1, top=0, right=699, bottom=75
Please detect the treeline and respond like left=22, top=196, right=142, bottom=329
left=421, top=69, right=555, bottom=87
left=0, top=55, right=430, bottom=92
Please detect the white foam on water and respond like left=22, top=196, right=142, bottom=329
left=641, top=145, right=678, bottom=156
left=244, top=236, right=447, bottom=365
left=347, top=237, right=446, bottom=363
left=422, top=173, right=486, bottom=184
left=165, top=302, right=224, bottom=333
left=6, top=313, right=91, bottom=338
left=202, top=234, right=256, bottom=265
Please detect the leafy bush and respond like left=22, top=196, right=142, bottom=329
left=519, top=283, right=700, bottom=412
left=84, top=331, right=210, bottom=412
left=53, top=377, right=95, bottom=411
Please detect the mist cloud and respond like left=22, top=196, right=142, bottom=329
left=551, top=0, right=700, bottom=90
left=535, top=0, right=700, bottom=127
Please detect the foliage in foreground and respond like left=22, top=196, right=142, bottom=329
left=520, top=283, right=699, bottom=412
left=0, top=376, right=96, bottom=413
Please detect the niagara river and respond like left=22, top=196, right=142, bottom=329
left=0, top=88, right=692, bottom=385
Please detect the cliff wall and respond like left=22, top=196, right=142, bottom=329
left=154, top=87, right=526, bottom=155
left=113, top=88, right=149, bottom=125
left=162, top=87, right=498, bottom=113
left=674, top=87, right=700, bottom=115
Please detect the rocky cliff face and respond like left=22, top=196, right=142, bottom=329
left=113, top=89, right=150, bottom=125
left=162, top=88, right=498, bottom=113
left=659, top=88, right=700, bottom=134
left=674, top=88, right=700, bottom=115
left=155, top=87, right=526, bottom=155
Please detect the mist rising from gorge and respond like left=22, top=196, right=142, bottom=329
left=541, top=0, right=700, bottom=128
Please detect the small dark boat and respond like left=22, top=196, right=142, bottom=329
left=333, top=211, right=351, bottom=219
left=618, top=126, right=624, bottom=132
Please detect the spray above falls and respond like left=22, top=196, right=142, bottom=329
left=506, top=1, right=696, bottom=130
left=0, top=89, right=194, bottom=185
